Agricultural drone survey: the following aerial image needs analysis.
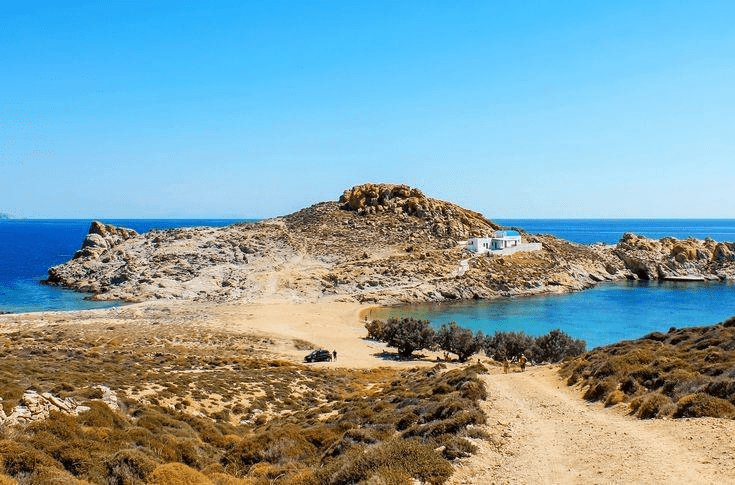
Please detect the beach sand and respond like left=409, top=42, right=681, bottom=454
left=0, top=299, right=438, bottom=369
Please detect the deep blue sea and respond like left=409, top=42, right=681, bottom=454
left=0, top=219, right=251, bottom=313
left=495, top=219, right=735, bottom=245
left=2, top=218, right=735, bottom=349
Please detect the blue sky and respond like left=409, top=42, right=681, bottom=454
left=1, top=1, right=734, bottom=218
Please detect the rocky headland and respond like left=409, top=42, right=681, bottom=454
left=45, top=183, right=735, bottom=305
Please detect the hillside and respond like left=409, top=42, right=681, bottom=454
left=562, top=316, right=735, bottom=419
left=44, top=183, right=735, bottom=304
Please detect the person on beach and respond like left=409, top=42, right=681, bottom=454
left=519, top=353, right=527, bottom=372
left=503, top=358, right=510, bottom=374
left=333, top=350, right=337, bottom=361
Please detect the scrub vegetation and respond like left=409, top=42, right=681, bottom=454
left=0, top=322, right=488, bottom=484
left=561, top=316, right=735, bottom=419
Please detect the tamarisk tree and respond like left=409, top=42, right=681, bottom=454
left=365, top=318, right=435, bottom=359
left=435, top=322, right=483, bottom=362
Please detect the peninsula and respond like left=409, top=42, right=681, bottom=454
left=45, top=183, right=735, bottom=304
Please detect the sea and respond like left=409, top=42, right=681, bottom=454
left=2, top=218, right=735, bottom=348
left=0, top=219, right=252, bottom=314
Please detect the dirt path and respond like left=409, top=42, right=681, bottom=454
left=450, top=365, right=735, bottom=485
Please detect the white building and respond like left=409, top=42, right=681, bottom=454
left=467, top=230, right=523, bottom=254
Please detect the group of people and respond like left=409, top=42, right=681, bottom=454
left=502, top=353, right=527, bottom=373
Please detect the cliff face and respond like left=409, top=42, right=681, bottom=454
left=44, top=184, right=735, bottom=305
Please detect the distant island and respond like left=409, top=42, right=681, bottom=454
left=0, top=213, right=12, bottom=219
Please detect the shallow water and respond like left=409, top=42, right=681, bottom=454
left=371, top=280, right=735, bottom=349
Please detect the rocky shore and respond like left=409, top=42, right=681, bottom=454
left=45, top=183, right=735, bottom=305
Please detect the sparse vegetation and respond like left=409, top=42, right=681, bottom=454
left=562, top=316, right=735, bottom=419
left=0, top=321, right=489, bottom=484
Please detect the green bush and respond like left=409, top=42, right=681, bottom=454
left=374, top=318, right=436, bottom=359
left=435, top=322, right=482, bottom=362
left=530, top=329, right=586, bottom=363
left=482, top=331, right=534, bottom=360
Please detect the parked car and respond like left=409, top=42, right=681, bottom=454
left=304, top=349, right=332, bottom=362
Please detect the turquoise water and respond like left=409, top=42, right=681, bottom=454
left=372, top=280, right=735, bottom=349
left=1, top=218, right=734, bottom=333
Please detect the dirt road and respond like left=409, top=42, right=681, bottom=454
left=450, top=365, right=735, bottom=485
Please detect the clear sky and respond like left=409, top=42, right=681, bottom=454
left=1, top=1, right=734, bottom=219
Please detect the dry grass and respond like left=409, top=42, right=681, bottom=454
left=561, top=316, right=735, bottom=419
left=0, top=321, right=489, bottom=484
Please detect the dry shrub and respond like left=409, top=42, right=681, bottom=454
left=0, top=383, right=24, bottom=413
left=435, top=435, right=477, bottom=460
left=77, top=400, right=128, bottom=429
left=286, top=469, right=319, bottom=485
left=105, top=448, right=159, bottom=484
left=28, top=465, right=93, bottom=484
left=604, top=389, right=626, bottom=407
left=630, top=393, right=674, bottom=419
left=208, top=473, right=257, bottom=485
left=28, top=410, right=82, bottom=441
left=703, top=378, right=735, bottom=403
left=49, top=438, right=98, bottom=476
left=363, top=467, right=413, bottom=485
left=321, top=438, right=452, bottom=485
left=134, top=407, right=197, bottom=440
left=404, top=408, right=484, bottom=439
left=0, top=440, right=58, bottom=476
left=223, top=425, right=319, bottom=472
left=147, top=463, right=212, bottom=485
left=674, top=393, right=735, bottom=418
left=593, top=349, right=655, bottom=379
left=583, top=378, right=615, bottom=401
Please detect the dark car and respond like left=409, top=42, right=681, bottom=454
left=304, top=349, right=332, bottom=363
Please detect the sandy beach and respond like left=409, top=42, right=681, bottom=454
left=0, top=299, right=436, bottom=370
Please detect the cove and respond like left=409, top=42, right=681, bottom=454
left=371, top=280, right=735, bottom=349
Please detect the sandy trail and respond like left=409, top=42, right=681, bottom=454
left=450, top=365, right=735, bottom=485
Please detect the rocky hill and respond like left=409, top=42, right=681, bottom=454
left=614, top=233, right=735, bottom=281
left=44, top=183, right=735, bottom=305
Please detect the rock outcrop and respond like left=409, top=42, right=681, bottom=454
left=614, top=233, right=735, bottom=281
left=73, top=221, right=139, bottom=260
left=44, top=183, right=735, bottom=305
left=0, top=387, right=116, bottom=427
left=339, top=183, right=496, bottom=239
